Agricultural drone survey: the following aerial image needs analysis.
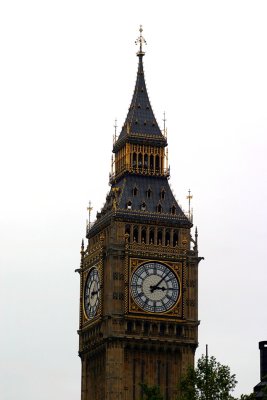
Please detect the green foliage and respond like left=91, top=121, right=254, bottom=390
left=139, top=383, right=163, bottom=400
left=239, top=394, right=255, bottom=400
left=178, top=355, right=237, bottom=400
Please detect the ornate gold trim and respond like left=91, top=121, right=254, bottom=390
left=82, top=262, right=103, bottom=323
left=128, top=258, right=183, bottom=318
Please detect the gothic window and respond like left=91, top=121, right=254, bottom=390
left=157, top=204, right=162, bottom=213
left=133, top=186, right=138, bottom=196
left=157, top=229, right=163, bottom=245
left=133, top=226, right=138, bottom=242
left=173, top=230, right=179, bottom=247
left=155, top=155, right=160, bottom=172
left=141, top=227, right=146, bottom=243
left=147, top=188, right=152, bottom=198
left=149, top=228, right=154, bottom=244
left=150, top=154, right=154, bottom=170
left=144, top=154, right=148, bottom=169
left=166, top=230, right=170, bottom=246
left=171, top=205, right=176, bottom=214
left=127, top=201, right=132, bottom=210
left=133, top=153, right=137, bottom=169
left=161, top=189, right=166, bottom=200
left=138, top=153, right=142, bottom=169
left=125, top=224, right=130, bottom=235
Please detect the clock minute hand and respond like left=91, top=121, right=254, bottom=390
left=150, top=270, right=171, bottom=292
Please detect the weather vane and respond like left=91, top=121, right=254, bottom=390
left=135, top=25, right=147, bottom=56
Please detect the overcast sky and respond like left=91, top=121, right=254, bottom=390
left=1, top=1, right=267, bottom=399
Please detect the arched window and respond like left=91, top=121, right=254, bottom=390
left=141, top=227, right=146, bottom=243
left=166, top=230, right=170, bottom=246
left=127, top=201, right=132, bottom=210
left=133, top=226, right=138, bottom=242
left=144, top=154, right=148, bottom=169
left=133, top=153, right=137, bottom=169
left=157, top=204, right=162, bottom=213
left=173, top=230, right=179, bottom=247
left=138, top=153, right=142, bottom=169
left=155, top=155, right=160, bottom=172
left=171, top=205, right=176, bottom=215
left=150, top=154, right=154, bottom=171
left=125, top=224, right=130, bottom=235
left=149, top=228, right=154, bottom=244
left=133, top=186, right=138, bottom=196
left=158, top=229, right=163, bottom=245
left=147, top=188, right=152, bottom=198
left=161, top=189, right=166, bottom=200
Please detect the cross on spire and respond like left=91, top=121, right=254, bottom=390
left=135, top=25, right=147, bottom=56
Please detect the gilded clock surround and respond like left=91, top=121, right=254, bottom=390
left=77, top=28, right=203, bottom=400
left=128, top=258, right=183, bottom=317
left=83, top=266, right=101, bottom=321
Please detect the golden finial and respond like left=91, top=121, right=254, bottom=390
left=113, top=118, right=117, bottom=144
left=186, top=189, right=193, bottom=221
left=135, top=25, right=147, bottom=56
left=87, top=201, right=93, bottom=230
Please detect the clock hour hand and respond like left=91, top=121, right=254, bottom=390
left=153, top=286, right=178, bottom=291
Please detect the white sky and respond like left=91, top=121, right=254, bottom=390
left=1, top=1, right=267, bottom=399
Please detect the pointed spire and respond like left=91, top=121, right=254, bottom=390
left=115, top=26, right=166, bottom=147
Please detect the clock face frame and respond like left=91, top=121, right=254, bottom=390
left=130, top=261, right=180, bottom=313
left=84, top=267, right=100, bottom=319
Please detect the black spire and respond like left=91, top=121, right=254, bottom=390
left=114, top=26, right=166, bottom=149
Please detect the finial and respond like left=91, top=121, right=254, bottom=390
left=186, top=189, right=193, bottom=221
left=114, top=118, right=117, bottom=143
left=194, top=226, right=198, bottom=253
left=80, top=239, right=85, bottom=269
left=163, top=111, right=166, bottom=132
left=87, top=201, right=93, bottom=231
left=163, top=111, right=167, bottom=138
left=135, top=25, right=147, bottom=56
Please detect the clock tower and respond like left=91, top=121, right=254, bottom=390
left=77, top=27, right=203, bottom=400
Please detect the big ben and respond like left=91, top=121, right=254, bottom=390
left=77, top=27, right=203, bottom=400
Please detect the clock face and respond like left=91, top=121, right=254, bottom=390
left=130, top=262, right=180, bottom=313
left=84, top=267, right=100, bottom=319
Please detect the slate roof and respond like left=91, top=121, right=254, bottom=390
left=115, top=175, right=181, bottom=213
left=114, top=54, right=166, bottom=150
left=88, top=175, right=191, bottom=237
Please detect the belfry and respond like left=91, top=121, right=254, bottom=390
left=77, top=27, right=203, bottom=400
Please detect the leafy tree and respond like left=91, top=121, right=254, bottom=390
left=178, top=355, right=237, bottom=400
left=139, top=383, right=163, bottom=400
left=239, top=394, right=255, bottom=400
